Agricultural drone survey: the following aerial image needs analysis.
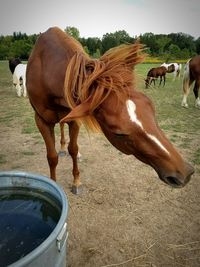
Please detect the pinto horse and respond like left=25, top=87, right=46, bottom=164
left=9, top=58, right=27, bottom=97
left=161, top=62, right=182, bottom=81
left=145, top=66, right=168, bottom=88
left=13, top=63, right=27, bottom=97
left=181, top=55, right=200, bottom=108
left=26, top=27, right=194, bottom=194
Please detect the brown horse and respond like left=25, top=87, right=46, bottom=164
left=26, top=27, right=194, bottom=194
left=181, top=55, right=200, bottom=108
left=145, top=66, right=168, bottom=88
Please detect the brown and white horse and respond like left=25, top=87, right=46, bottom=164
left=161, top=62, right=182, bottom=81
left=181, top=55, right=200, bottom=108
left=9, top=58, right=27, bottom=97
left=26, top=27, right=194, bottom=193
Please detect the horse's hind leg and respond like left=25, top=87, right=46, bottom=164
left=35, top=112, right=58, bottom=180
left=193, top=80, right=200, bottom=108
left=68, top=121, right=82, bottom=194
left=58, top=122, right=67, bottom=157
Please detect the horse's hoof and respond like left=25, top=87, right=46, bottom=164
left=58, top=150, right=67, bottom=157
left=181, top=103, right=188, bottom=108
left=71, top=184, right=83, bottom=194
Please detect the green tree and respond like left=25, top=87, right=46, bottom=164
left=195, top=37, right=200, bottom=54
left=156, top=36, right=171, bottom=54
left=101, top=30, right=133, bottom=53
left=9, top=40, right=32, bottom=59
left=64, top=26, right=80, bottom=40
left=140, top=32, right=159, bottom=55
left=93, top=48, right=101, bottom=58
left=168, top=33, right=196, bottom=54
left=179, top=48, right=190, bottom=59
left=0, top=35, right=12, bottom=59
left=168, top=44, right=181, bottom=58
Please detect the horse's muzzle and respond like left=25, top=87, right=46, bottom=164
left=162, top=163, right=194, bottom=188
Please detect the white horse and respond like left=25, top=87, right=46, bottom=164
left=161, top=62, right=182, bottom=81
left=13, top=63, right=27, bottom=97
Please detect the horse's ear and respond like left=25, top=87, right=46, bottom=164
left=60, top=101, right=91, bottom=123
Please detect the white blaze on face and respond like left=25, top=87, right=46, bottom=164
left=126, top=99, right=170, bottom=155
left=126, top=99, right=143, bottom=129
left=146, top=133, right=170, bottom=155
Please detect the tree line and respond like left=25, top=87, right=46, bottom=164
left=0, top=26, right=200, bottom=61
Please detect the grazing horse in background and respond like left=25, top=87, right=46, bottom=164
left=145, top=66, right=167, bottom=88
left=9, top=58, right=27, bottom=97
left=26, top=27, right=194, bottom=194
left=181, top=55, right=200, bottom=108
left=161, top=62, right=182, bottom=81
left=13, top=63, right=27, bottom=97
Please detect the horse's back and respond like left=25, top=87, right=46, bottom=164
left=27, top=27, right=85, bottom=95
left=28, top=27, right=85, bottom=71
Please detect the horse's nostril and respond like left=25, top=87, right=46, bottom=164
left=165, top=176, right=182, bottom=187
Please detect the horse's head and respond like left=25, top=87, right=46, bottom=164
left=167, top=64, right=175, bottom=73
left=145, top=76, right=151, bottom=88
left=61, top=42, right=194, bottom=188
left=94, top=91, right=194, bottom=187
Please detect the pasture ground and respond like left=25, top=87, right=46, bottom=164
left=0, top=61, right=200, bottom=267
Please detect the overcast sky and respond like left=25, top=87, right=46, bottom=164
left=0, top=0, right=199, bottom=38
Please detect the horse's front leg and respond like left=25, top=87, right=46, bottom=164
left=152, top=78, right=155, bottom=87
left=35, top=112, right=58, bottom=180
left=67, top=121, right=81, bottom=194
left=159, top=76, right=162, bottom=86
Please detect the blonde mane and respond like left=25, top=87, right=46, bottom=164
left=63, top=41, right=145, bottom=131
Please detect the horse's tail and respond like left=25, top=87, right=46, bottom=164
left=182, top=60, right=190, bottom=94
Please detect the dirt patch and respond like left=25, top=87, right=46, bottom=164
left=1, top=112, right=200, bottom=267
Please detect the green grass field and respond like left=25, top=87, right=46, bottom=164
left=0, top=60, right=199, bottom=172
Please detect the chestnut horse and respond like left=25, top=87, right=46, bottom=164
left=181, top=55, right=200, bottom=108
left=145, top=66, right=168, bottom=88
left=26, top=27, right=194, bottom=194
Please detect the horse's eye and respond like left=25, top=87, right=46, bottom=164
left=114, top=133, right=128, bottom=138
